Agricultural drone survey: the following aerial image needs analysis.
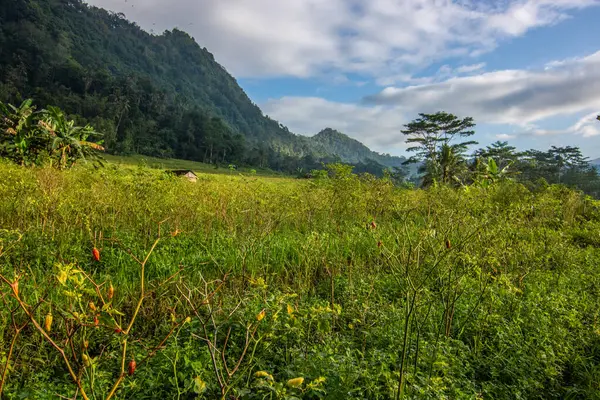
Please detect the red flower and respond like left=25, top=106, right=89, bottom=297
left=128, top=359, right=137, bottom=376
left=92, top=248, right=100, bottom=262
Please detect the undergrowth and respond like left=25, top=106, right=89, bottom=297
left=1, top=162, right=600, bottom=399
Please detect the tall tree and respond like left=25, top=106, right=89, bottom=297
left=402, top=112, right=477, bottom=186
left=474, top=141, right=519, bottom=170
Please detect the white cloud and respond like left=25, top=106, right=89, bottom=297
left=574, top=113, right=600, bottom=137
left=496, top=134, right=516, bottom=140
left=455, top=63, right=486, bottom=74
left=265, top=51, right=600, bottom=150
left=365, top=51, right=600, bottom=126
left=85, top=0, right=600, bottom=81
left=528, top=112, right=600, bottom=137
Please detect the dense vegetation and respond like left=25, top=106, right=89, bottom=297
left=0, top=0, right=403, bottom=174
left=399, top=112, right=600, bottom=197
left=1, top=162, right=600, bottom=399
left=2, top=2, right=600, bottom=398
left=0, top=99, right=104, bottom=168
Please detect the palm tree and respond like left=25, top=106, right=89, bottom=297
left=40, top=106, right=104, bottom=169
left=421, top=144, right=466, bottom=187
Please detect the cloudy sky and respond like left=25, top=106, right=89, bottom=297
left=86, top=0, right=600, bottom=157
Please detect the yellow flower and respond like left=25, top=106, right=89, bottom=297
left=56, top=269, right=68, bottom=285
left=256, top=309, right=266, bottom=321
left=287, top=304, right=294, bottom=315
left=82, top=354, right=91, bottom=367
left=313, top=377, right=326, bottom=385
left=193, top=376, right=207, bottom=393
left=44, top=313, right=53, bottom=332
left=287, top=377, right=304, bottom=388
left=254, top=370, right=274, bottom=380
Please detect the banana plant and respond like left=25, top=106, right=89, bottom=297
left=474, top=157, right=514, bottom=187
left=0, top=99, right=44, bottom=165
left=40, top=106, right=105, bottom=169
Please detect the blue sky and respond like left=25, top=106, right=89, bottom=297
left=89, top=0, right=600, bottom=158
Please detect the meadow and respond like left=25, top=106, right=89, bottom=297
left=100, top=154, right=282, bottom=177
left=1, top=161, right=600, bottom=399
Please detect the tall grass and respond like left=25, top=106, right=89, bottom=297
left=1, top=161, right=599, bottom=399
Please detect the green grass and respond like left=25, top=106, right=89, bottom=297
left=1, top=162, right=600, bottom=399
left=102, top=153, right=283, bottom=177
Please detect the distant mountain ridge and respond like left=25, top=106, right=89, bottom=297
left=309, top=128, right=405, bottom=167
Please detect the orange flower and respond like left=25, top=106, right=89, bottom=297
left=128, top=359, right=137, bottom=376
left=92, top=248, right=100, bottom=262
left=44, top=313, right=53, bottom=332
left=107, top=283, right=114, bottom=300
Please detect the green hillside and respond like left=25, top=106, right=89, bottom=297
left=310, top=128, right=406, bottom=167
left=0, top=0, right=395, bottom=173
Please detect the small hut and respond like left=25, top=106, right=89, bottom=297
left=171, top=169, right=198, bottom=183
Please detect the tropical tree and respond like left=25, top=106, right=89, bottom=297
left=472, top=157, right=515, bottom=187
left=39, top=106, right=105, bottom=169
left=548, top=145, right=589, bottom=183
left=401, top=112, right=477, bottom=186
left=474, top=141, right=519, bottom=170
left=0, top=99, right=47, bottom=165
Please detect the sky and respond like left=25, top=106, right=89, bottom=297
left=86, top=0, right=600, bottom=158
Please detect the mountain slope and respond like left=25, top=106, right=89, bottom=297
left=310, top=128, right=405, bottom=167
left=0, top=0, right=399, bottom=173
left=0, top=0, right=311, bottom=155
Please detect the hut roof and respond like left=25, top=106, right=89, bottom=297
left=170, top=169, right=197, bottom=177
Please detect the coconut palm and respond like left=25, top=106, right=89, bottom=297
left=40, top=106, right=104, bottom=168
left=421, top=143, right=467, bottom=187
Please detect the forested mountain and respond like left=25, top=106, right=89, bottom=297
left=0, top=0, right=395, bottom=173
left=309, top=128, right=405, bottom=167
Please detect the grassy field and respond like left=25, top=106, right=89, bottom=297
left=1, top=161, right=600, bottom=399
left=101, top=153, right=283, bottom=177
